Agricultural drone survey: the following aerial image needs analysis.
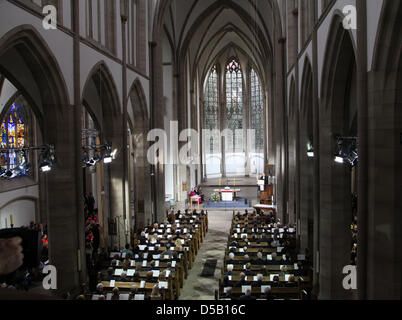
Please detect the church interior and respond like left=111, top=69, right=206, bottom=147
left=0, top=0, right=401, bottom=301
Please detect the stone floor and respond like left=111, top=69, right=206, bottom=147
left=178, top=210, right=233, bottom=300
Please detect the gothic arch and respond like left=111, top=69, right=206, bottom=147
left=0, top=25, right=69, bottom=134
left=299, top=57, right=314, bottom=254
left=366, top=0, right=402, bottom=299
left=82, top=61, right=121, bottom=143
left=0, top=24, right=85, bottom=293
left=127, top=79, right=151, bottom=231
left=318, top=15, right=357, bottom=300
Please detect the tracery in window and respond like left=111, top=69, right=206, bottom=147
left=1, top=103, right=28, bottom=173
left=250, top=68, right=264, bottom=151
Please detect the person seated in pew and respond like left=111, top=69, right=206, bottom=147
left=96, top=283, right=104, bottom=295
left=269, top=252, right=281, bottom=265
left=243, top=254, right=250, bottom=263
left=129, top=285, right=138, bottom=300
left=254, top=273, right=269, bottom=287
left=229, top=246, right=237, bottom=254
left=121, top=256, right=132, bottom=269
left=149, top=285, right=162, bottom=300
left=98, top=295, right=106, bottom=300
left=260, top=286, right=276, bottom=300
left=111, top=287, right=120, bottom=301
left=145, top=270, right=158, bottom=283
left=102, top=268, right=114, bottom=281
left=132, top=272, right=140, bottom=283
left=122, top=243, right=134, bottom=256
left=119, top=271, right=130, bottom=282
left=222, top=275, right=231, bottom=287
left=146, top=260, right=157, bottom=271
left=235, top=273, right=250, bottom=287
left=225, top=264, right=234, bottom=276
left=227, top=252, right=236, bottom=265
left=244, top=263, right=255, bottom=276
left=254, top=252, right=266, bottom=265
left=229, top=240, right=239, bottom=248
left=221, top=287, right=235, bottom=300
left=279, top=265, right=288, bottom=276
left=239, top=288, right=256, bottom=301
left=285, top=276, right=298, bottom=288
left=139, top=232, right=148, bottom=245
left=271, top=275, right=283, bottom=287
left=270, top=236, right=281, bottom=248
left=162, top=243, right=177, bottom=258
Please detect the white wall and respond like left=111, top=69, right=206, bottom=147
left=0, top=199, right=36, bottom=229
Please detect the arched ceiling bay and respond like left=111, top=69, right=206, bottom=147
left=161, top=0, right=281, bottom=85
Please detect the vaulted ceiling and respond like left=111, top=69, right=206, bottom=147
left=161, top=0, right=282, bottom=85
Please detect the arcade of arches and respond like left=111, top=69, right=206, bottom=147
left=0, top=0, right=401, bottom=300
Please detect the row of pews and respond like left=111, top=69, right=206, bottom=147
left=218, top=211, right=311, bottom=300
left=88, top=210, right=208, bottom=300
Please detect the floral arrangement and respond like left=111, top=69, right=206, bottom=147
left=211, top=192, right=220, bottom=203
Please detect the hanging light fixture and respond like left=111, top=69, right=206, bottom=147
left=0, top=144, right=56, bottom=179
left=334, top=135, right=358, bottom=166
left=306, top=142, right=314, bottom=158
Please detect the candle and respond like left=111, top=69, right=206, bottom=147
left=234, top=178, right=236, bottom=186
left=219, top=179, right=221, bottom=186
left=10, top=214, right=13, bottom=226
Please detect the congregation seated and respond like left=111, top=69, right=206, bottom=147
left=111, top=287, right=120, bottom=300
left=221, top=287, right=235, bottom=300
left=260, top=286, right=276, bottom=300
left=218, top=209, right=309, bottom=300
left=244, top=263, right=255, bottom=276
left=239, top=288, right=256, bottom=301
left=225, top=264, right=234, bottom=276
left=235, top=273, right=250, bottom=287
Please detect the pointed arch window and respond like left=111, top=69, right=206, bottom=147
left=250, top=68, right=264, bottom=150
left=204, top=65, right=219, bottom=153
left=1, top=103, right=27, bottom=171
left=225, top=58, right=243, bottom=132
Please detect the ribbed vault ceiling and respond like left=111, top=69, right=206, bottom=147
left=162, top=0, right=281, bottom=84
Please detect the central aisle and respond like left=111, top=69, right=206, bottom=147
left=179, top=210, right=233, bottom=300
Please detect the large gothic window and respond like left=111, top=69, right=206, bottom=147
left=225, top=58, right=243, bottom=135
left=0, top=103, right=27, bottom=171
left=204, top=65, right=221, bottom=177
left=203, top=57, right=265, bottom=178
left=204, top=65, right=219, bottom=152
left=250, top=68, right=264, bottom=151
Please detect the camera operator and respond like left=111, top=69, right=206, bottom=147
left=0, top=237, right=24, bottom=275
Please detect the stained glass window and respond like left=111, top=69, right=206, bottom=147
left=250, top=68, right=264, bottom=150
left=1, top=103, right=26, bottom=170
left=204, top=65, right=219, bottom=153
left=225, top=58, right=243, bottom=152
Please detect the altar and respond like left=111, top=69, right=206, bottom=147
left=213, top=187, right=241, bottom=201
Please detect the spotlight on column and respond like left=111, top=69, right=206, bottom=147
left=104, top=154, right=113, bottom=164
left=334, top=156, right=344, bottom=164
left=40, top=161, right=53, bottom=173
left=334, top=135, right=358, bottom=166
left=103, top=146, right=113, bottom=164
